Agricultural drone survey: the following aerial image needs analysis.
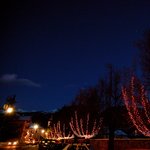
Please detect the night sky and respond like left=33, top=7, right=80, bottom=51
left=0, top=0, right=150, bottom=111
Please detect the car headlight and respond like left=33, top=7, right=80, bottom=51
left=13, top=141, right=18, bottom=145
left=8, top=141, right=18, bottom=145
left=8, top=142, right=12, bottom=145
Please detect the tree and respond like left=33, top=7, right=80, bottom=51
left=47, top=121, right=74, bottom=140
left=71, top=64, right=128, bottom=150
left=6, top=95, right=16, bottom=106
left=3, top=95, right=16, bottom=113
left=72, top=86, right=100, bottom=115
left=122, top=76, right=150, bottom=137
left=136, top=30, right=150, bottom=90
left=97, top=64, right=124, bottom=150
left=52, top=105, right=77, bottom=127
left=69, top=112, right=102, bottom=139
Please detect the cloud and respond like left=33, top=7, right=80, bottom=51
left=0, top=74, right=40, bottom=87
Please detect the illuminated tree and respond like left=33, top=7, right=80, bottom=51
left=48, top=121, right=74, bottom=140
left=69, top=112, right=102, bottom=139
left=21, top=121, right=31, bottom=143
left=122, top=76, right=150, bottom=136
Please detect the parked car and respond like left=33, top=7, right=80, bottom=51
left=39, top=139, right=67, bottom=150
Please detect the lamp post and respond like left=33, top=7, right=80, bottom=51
left=33, top=124, right=39, bottom=143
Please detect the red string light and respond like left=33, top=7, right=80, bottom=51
left=69, top=112, right=102, bottom=139
left=122, top=77, right=150, bottom=136
left=48, top=121, right=74, bottom=140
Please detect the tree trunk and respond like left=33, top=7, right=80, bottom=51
left=108, top=124, right=115, bottom=150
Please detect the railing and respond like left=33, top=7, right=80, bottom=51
left=63, top=143, right=91, bottom=150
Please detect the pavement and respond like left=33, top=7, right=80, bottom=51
left=0, top=142, right=38, bottom=150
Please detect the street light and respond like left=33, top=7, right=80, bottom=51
left=5, top=107, right=14, bottom=114
left=33, top=124, right=39, bottom=130
left=33, top=124, right=40, bottom=143
left=41, top=129, right=45, bottom=134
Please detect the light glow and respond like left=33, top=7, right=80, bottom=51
left=33, top=124, right=39, bottom=130
left=41, top=129, right=45, bottom=133
left=6, top=107, right=14, bottom=114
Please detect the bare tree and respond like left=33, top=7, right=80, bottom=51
left=97, top=64, right=123, bottom=150
left=72, top=87, right=100, bottom=115
left=136, top=30, right=150, bottom=90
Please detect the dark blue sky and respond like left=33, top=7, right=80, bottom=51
left=0, top=0, right=150, bottom=111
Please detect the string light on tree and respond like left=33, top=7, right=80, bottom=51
left=69, top=112, right=102, bottom=139
left=48, top=121, right=74, bottom=140
left=122, top=77, right=150, bottom=136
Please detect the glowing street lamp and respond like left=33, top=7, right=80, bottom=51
left=5, top=107, right=14, bottom=114
left=45, top=132, right=48, bottom=138
left=41, top=129, right=45, bottom=134
left=33, top=124, right=39, bottom=130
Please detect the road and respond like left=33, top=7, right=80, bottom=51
left=0, top=143, right=38, bottom=150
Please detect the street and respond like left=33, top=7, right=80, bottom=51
left=0, top=143, right=38, bottom=150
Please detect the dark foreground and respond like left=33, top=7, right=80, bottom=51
left=0, top=143, right=38, bottom=150
left=1, top=139, right=150, bottom=150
